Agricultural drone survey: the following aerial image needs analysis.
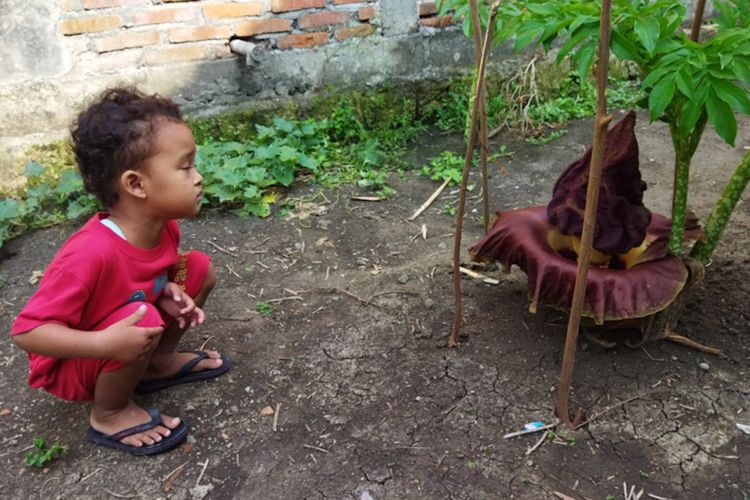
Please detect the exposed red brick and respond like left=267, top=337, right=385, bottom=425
left=272, top=0, right=325, bottom=13
left=277, top=31, right=329, bottom=49
left=419, top=15, right=453, bottom=28
left=131, top=7, right=197, bottom=25
left=332, top=0, right=361, bottom=5
left=59, top=15, right=121, bottom=35
left=169, top=25, right=233, bottom=43
left=236, top=18, right=292, bottom=36
left=82, top=0, right=147, bottom=9
left=419, top=1, right=438, bottom=17
left=358, top=6, right=375, bottom=21
left=203, top=2, right=263, bottom=19
left=95, top=30, right=160, bottom=52
left=298, top=11, right=350, bottom=30
left=334, top=23, right=374, bottom=41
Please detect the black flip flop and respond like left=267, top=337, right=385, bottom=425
left=86, top=408, right=188, bottom=456
left=135, top=350, right=231, bottom=394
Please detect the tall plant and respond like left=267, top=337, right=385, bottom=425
left=439, top=0, right=750, bottom=263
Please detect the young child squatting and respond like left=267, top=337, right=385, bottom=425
left=11, top=88, right=231, bottom=455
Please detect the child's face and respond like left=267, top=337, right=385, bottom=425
left=140, top=120, right=203, bottom=220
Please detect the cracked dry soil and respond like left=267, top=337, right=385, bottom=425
left=0, top=111, right=749, bottom=499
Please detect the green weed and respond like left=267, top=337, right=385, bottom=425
left=255, top=301, right=274, bottom=316
left=24, top=438, right=65, bottom=468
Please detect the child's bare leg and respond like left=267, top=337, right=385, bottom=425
left=91, top=347, right=180, bottom=447
left=146, top=263, right=222, bottom=379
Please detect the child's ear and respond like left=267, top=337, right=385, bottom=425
left=120, top=170, right=147, bottom=199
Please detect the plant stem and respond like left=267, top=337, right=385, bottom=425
left=450, top=1, right=499, bottom=348
left=469, top=0, right=491, bottom=233
left=556, top=0, right=613, bottom=428
left=690, top=149, right=750, bottom=264
left=668, top=116, right=706, bottom=255
left=690, top=0, right=707, bottom=42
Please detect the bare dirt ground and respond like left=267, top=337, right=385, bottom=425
left=0, top=110, right=749, bottom=500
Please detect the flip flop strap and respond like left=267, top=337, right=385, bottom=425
left=172, top=350, right=210, bottom=379
left=109, top=408, right=161, bottom=441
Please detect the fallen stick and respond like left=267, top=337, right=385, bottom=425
left=273, top=403, right=281, bottom=432
left=303, top=444, right=329, bottom=453
left=409, top=179, right=450, bottom=221
left=573, top=390, right=655, bottom=430
left=161, top=460, right=189, bottom=493
left=525, top=431, right=548, bottom=456
left=351, top=195, right=381, bottom=202
left=459, top=266, right=499, bottom=285
left=207, top=240, right=238, bottom=257
left=196, top=459, right=209, bottom=487
left=504, top=421, right=559, bottom=439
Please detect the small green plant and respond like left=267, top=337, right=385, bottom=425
left=465, top=460, right=478, bottom=470
left=24, top=438, right=65, bottom=468
left=605, top=495, right=616, bottom=500
left=422, top=151, right=465, bottom=185
left=0, top=161, right=99, bottom=248
left=640, top=470, right=650, bottom=479
left=519, top=476, right=530, bottom=485
left=255, top=301, right=274, bottom=316
left=197, top=117, right=329, bottom=217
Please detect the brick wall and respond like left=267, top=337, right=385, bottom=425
left=56, top=0, right=388, bottom=67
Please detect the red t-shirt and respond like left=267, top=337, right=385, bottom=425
left=11, top=213, right=180, bottom=389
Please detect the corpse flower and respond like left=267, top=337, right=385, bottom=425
left=470, top=112, right=701, bottom=324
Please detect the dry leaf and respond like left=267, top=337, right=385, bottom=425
left=0, top=408, right=11, bottom=416
left=370, top=264, right=383, bottom=275
left=315, top=237, right=334, bottom=248
left=260, top=405, right=275, bottom=416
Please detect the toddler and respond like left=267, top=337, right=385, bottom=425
left=11, top=88, right=230, bottom=455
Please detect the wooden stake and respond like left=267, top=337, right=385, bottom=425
left=470, top=0, right=492, bottom=233
left=449, top=1, right=500, bottom=347
left=555, top=0, right=613, bottom=427
left=690, top=0, right=707, bottom=42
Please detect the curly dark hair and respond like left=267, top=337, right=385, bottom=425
left=71, top=87, right=183, bottom=208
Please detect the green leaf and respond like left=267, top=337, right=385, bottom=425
left=272, top=117, right=295, bottom=133
left=54, top=171, right=84, bottom=195
left=573, top=44, right=596, bottom=80
left=244, top=166, right=268, bottom=184
left=0, top=198, right=23, bottom=220
left=731, top=58, right=750, bottom=83
left=706, top=88, right=737, bottom=146
left=556, top=25, right=598, bottom=63
left=611, top=30, right=644, bottom=64
left=271, top=165, right=295, bottom=187
left=215, top=168, right=245, bottom=188
left=678, top=100, right=704, bottom=135
left=24, top=161, right=46, bottom=178
left=635, top=16, right=660, bottom=57
left=298, top=154, right=318, bottom=171
left=278, top=145, right=298, bottom=162
left=648, top=76, right=676, bottom=120
left=674, top=68, right=695, bottom=98
left=720, top=53, right=734, bottom=69
left=712, top=79, right=750, bottom=115
left=242, top=184, right=261, bottom=200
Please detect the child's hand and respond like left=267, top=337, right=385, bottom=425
left=100, top=305, right=164, bottom=362
left=155, top=282, right=205, bottom=329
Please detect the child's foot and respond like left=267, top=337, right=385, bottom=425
left=90, top=401, right=181, bottom=448
left=144, top=350, right=223, bottom=380
left=134, top=350, right=231, bottom=393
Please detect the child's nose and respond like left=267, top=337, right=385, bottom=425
left=193, top=170, right=203, bottom=185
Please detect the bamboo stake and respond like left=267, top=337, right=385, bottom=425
left=690, top=0, right=707, bottom=42
left=469, top=0, right=492, bottom=233
left=449, top=1, right=499, bottom=347
left=555, top=0, right=613, bottom=427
